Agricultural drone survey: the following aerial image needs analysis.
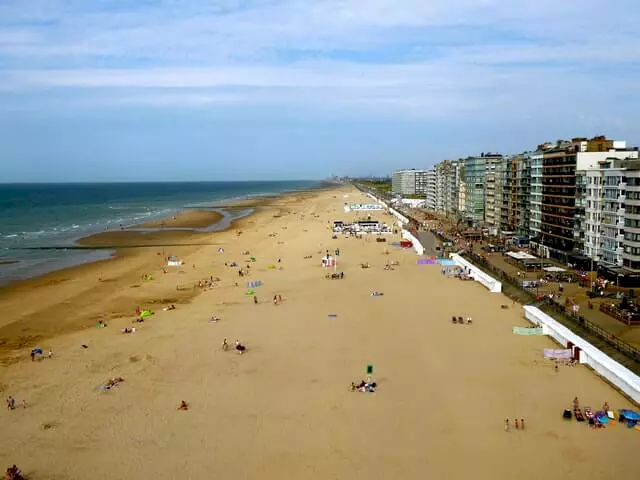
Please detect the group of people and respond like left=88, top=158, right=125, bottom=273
left=451, top=316, right=472, bottom=325
left=221, top=339, right=247, bottom=354
left=350, top=380, right=377, bottom=393
left=6, top=396, right=26, bottom=410
left=4, top=465, right=23, bottom=480
left=30, top=347, right=53, bottom=361
left=504, top=418, right=526, bottom=431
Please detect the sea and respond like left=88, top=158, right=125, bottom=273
left=0, top=181, right=321, bottom=286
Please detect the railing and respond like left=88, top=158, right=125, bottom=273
left=429, top=227, right=640, bottom=369
left=461, top=251, right=640, bottom=367
left=599, top=303, right=640, bottom=326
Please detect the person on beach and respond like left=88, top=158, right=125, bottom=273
left=504, top=419, right=510, bottom=432
left=5, top=464, right=24, bottom=480
left=222, top=339, right=229, bottom=351
left=48, top=349, right=53, bottom=359
left=6, top=396, right=15, bottom=410
left=273, top=294, right=278, bottom=305
left=235, top=341, right=246, bottom=354
left=254, top=295, right=258, bottom=305
left=515, top=419, right=519, bottom=430
left=603, top=402, right=610, bottom=412
left=521, top=418, right=525, bottom=430
left=178, top=400, right=189, bottom=411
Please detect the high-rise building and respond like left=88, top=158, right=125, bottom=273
left=463, top=153, right=502, bottom=226
left=531, top=136, right=637, bottom=261
left=391, top=169, right=432, bottom=196
left=433, top=160, right=462, bottom=216
left=425, top=169, right=436, bottom=210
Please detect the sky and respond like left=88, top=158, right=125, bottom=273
left=1, top=0, right=639, bottom=182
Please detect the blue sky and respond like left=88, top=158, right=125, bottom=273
left=1, top=0, right=639, bottom=182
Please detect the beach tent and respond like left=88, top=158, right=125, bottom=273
left=140, top=310, right=154, bottom=319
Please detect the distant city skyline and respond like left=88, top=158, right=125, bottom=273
left=1, top=0, right=639, bottom=182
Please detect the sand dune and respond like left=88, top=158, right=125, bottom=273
left=1, top=187, right=638, bottom=479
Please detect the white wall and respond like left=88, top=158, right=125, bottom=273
left=401, top=229, right=425, bottom=255
left=449, top=253, right=502, bottom=293
left=523, top=306, right=640, bottom=405
left=389, top=207, right=409, bottom=225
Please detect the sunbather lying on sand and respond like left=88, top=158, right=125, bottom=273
left=351, top=380, right=377, bottom=393
left=235, top=341, right=246, bottom=354
left=178, top=400, right=189, bottom=411
left=122, top=327, right=136, bottom=334
left=104, top=377, right=125, bottom=390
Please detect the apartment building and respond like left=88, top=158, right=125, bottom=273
left=623, top=163, right=640, bottom=273
left=531, top=136, right=637, bottom=262
left=391, top=169, right=432, bottom=196
left=424, top=169, right=436, bottom=210
left=433, top=160, right=462, bottom=216
left=462, top=153, right=502, bottom=226
left=529, top=150, right=544, bottom=246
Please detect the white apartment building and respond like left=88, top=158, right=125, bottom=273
left=582, top=152, right=640, bottom=267
left=425, top=169, right=436, bottom=210
left=623, top=167, right=640, bottom=272
left=433, top=160, right=462, bottom=215
left=391, top=169, right=431, bottom=196
left=458, top=180, right=466, bottom=214
left=528, top=151, right=544, bottom=245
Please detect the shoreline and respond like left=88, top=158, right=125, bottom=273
left=1, top=184, right=638, bottom=479
left=0, top=184, right=331, bottom=288
left=0, top=187, right=328, bottom=359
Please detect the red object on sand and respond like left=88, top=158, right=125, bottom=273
left=400, top=240, right=413, bottom=248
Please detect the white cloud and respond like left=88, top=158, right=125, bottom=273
left=0, top=0, right=639, bottom=116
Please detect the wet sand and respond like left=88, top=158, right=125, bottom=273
left=0, top=186, right=638, bottom=479
left=130, top=209, right=223, bottom=229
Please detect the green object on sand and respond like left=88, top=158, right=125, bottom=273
left=140, top=310, right=154, bottom=319
left=250, top=256, right=256, bottom=262
left=512, top=326, right=543, bottom=336
left=246, top=289, right=255, bottom=296
left=367, top=364, right=374, bottom=375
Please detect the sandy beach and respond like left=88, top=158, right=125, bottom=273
left=1, top=186, right=638, bottom=479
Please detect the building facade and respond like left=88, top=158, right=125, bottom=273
left=391, top=169, right=432, bottom=196
left=424, top=169, right=436, bottom=210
